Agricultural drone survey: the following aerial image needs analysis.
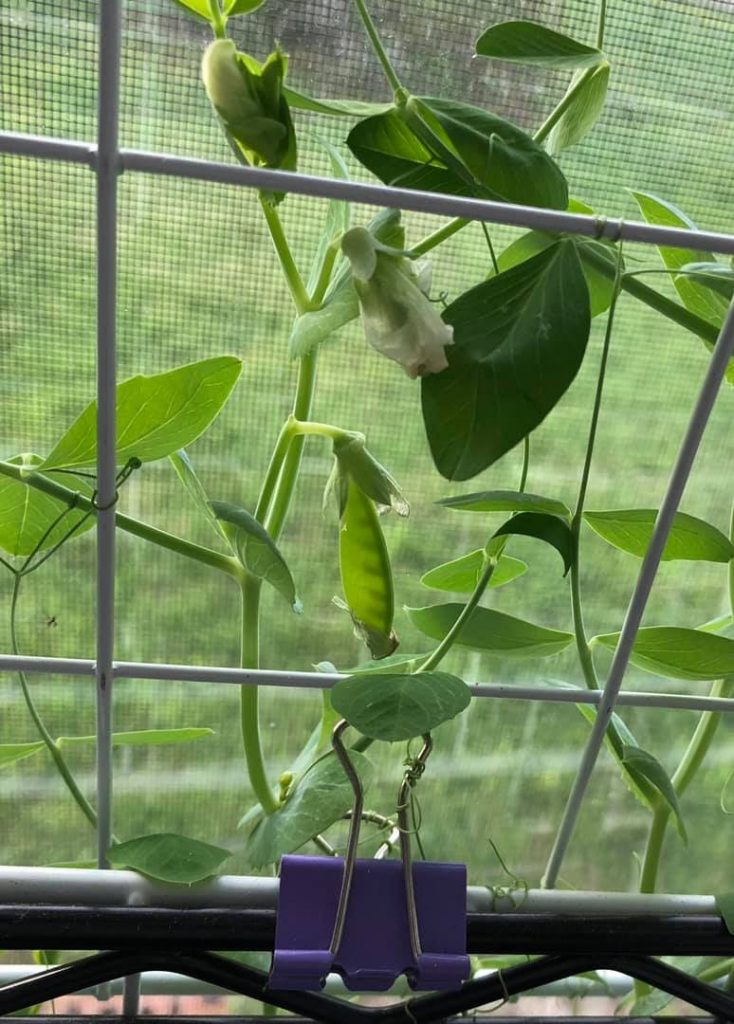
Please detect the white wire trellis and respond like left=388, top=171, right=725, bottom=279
left=2, top=0, right=734, bottom=946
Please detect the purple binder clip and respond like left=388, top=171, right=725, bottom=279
left=270, top=725, right=470, bottom=993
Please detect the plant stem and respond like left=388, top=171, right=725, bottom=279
left=409, top=218, right=469, bottom=259
left=259, top=196, right=311, bottom=316
left=596, top=0, right=608, bottom=49
left=533, top=66, right=598, bottom=146
left=570, top=253, right=621, bottom=690
left=264, top=351, right=318, bottom=542
left=239, top=575, right=278, bottom=814
left=352, top=0, right=403, bottom=95
left=310, top=244, right=340, bottom=307
left=207, top=0, right=227, bottom=38
left=0, top=461, right=243, bottom=581
left=418, top=559, right=496, bottom=672
left=10, top=574, right=99, bottom=830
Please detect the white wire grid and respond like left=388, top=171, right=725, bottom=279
left=1, top=0, right=734, bottom=939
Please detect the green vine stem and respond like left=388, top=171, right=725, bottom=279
left=570, top=257, right=622, bottom=690
left=259, top=196, right=312, bottom=316
left=533, top=66, right=599, bottom=147
left=0, top=461, right=243, bottom=581
left=418, top=435, right=530, bottom=674
left=10, top=574, right=100, bottom=830
left=239, top=574, right=279, bottom=814
left=352, top=0, right=403, bottom=96
left=596, top=0, right=608, bottom=49
left=206, top=0, right=227, bottom=39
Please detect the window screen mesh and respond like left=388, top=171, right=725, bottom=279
left=1, top=0, right=734, bottom=895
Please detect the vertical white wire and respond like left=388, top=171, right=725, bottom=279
left=96, top=0, right=121, bottom=876
left=542, top=300, right=734, bottom=889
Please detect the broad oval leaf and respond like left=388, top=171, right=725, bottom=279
left=170, top=450, right=230, bottom=546
left=622, top=745, right=686, bottom=842
left=244, top=750, right=373, bottom=868
left=493, top=512, right=575, bottom=574
left=331, top=671, right=471, bottom=741
left=584, top=509, right=734, bottom=562
left=593, top=627, right=734, bottom=681
left=56, top=728, right=214, bottom=748
left=223, top=0, right=265, bottom=14
left=678, top=262, right=734, bottom=301
left=476, top=21, right=604, bottom=69
left=108, top=833, right=231, bottom=884
left=438, top=489, right=570, bottom=517
left=546, top=62, right=610, bottom=156
left=284, top=87, right=393, bottom=118
left=0, top=741, right=45, bottom=769
left=421, top=549, right=527, bottom=592
left=423, top=241, right=590, bottom=480
left=212, top=501, right=300, bottom=610
left=0, top=455, right=96, bottom=557
left=407, top=604, right=573, bottom=658
left=630, top=191, right=730, bottom=330
left=42, top=357, right=242, bottom=470
left=497, top=230, right=616, bottom=318
left=348, top=100, right=568, bottom=209
left=171, top=0, right=212, bottom=21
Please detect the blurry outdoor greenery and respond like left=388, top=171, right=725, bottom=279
left=1, top=0, right=733, bottom=896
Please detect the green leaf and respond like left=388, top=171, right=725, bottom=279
left=493, top=512, right=575, bottom=574
left=407, top=603, right=573, bottom=658
left=546, top=62, right=610, bottom=156
left=716, top=894, right=734, bottom=934
left=341, top=652, right=427, bottom=675
left=211, top=501, right=300, bottom=610
left=437, top=489, right=570, bottom=517
left=56, top=728, right=214, bottom=748
left=593, top=627, right=734, bottom=681
left=421, top=550, right=527, bottom=592
left=171, top=0, right=212, bottom=22
left=423, top=241, right=590, bottom=480
left=0, top=455, right=96, bottom=557
left=0, top=742, right=45, bottom=769
left=331, top=671, right=471, bottom=742
left=108, top=833, right=231, bottom=884
left=496, top=203, right=619, bottom=318
left=476, top=21, right=604, bottom=69
left=584, top=509, right=734, bottom=562
left=336, top=473, right=397, bottom=659
left=630, top=191, right=731, bottom=329
left=306, top=138, right=351, bottom=296
left=288, top=209, right=404, bottom=359
left=348, top=99, right=568, bottom=209
left=678, top=262, right=734, bottom=300
left=223, top=0, right=265, bottom=14
left=284, top=88, right=393, bottom=118
left=622, top=745, right=687, bottom=841
left=42, top=357, right=242, bottom=470
left=169, top=450, right=231, bottom=546
left=244, top=750, right=373, bottom=868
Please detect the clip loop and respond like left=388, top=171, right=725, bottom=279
left=269, top=721, right=470, bottom=993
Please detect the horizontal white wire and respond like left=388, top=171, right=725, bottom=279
left=0, top=866, right=719, bottom=915
left=1, top=130, right=733, bottom=254
left=1, top=653, right=733, bottom=713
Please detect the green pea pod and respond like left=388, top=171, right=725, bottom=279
left=338, top=472, right=398, bottom=659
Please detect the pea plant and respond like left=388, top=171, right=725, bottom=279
left=3, top=0, right=734, bottom=940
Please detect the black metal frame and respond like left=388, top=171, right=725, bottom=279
left=3, top=906, right=734, bottom=1021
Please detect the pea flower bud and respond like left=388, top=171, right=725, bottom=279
left=201, top=38, right=296, bottom=171
left=341, top=227, right=454, bottom=379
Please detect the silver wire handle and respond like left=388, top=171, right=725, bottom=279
left=329, top=721, right=433, bottom=965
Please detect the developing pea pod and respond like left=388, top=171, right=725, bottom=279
left=337, top=470, right=398, bottom=660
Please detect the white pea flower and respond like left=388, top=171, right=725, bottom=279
left=341, top=227, right=454, bottom=379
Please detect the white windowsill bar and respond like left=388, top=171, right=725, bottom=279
left=1, top=653, right=733, bottom=715
left=1, top=130, right=733, bottom=255
left=0, top=866, right=720, bottom=916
